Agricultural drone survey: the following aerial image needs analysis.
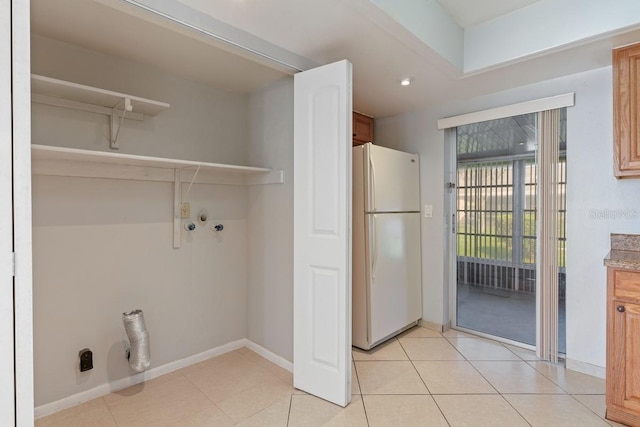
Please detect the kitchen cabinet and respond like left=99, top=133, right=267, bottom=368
left=353, top=111, right=373, bottom=145
left=613, top=42, right=640, bottom=178
left=606, top=266, right=640, bottom=426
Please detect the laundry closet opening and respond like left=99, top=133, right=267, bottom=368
left=29, top=0, right=300, bottom=414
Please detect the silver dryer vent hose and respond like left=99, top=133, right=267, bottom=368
left=122, top=309, right=150, bottom=373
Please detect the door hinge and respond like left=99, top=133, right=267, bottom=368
left=12, top=252, right=15, bottom=277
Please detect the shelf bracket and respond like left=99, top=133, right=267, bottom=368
left=110, top=97, right=133, bottom=149
left=173, top=169, right=181, bottom=249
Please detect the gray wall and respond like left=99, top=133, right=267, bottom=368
left=375, top=66, right=640, bottom=374
left=32, top=36, right=252, bottom=405
left=246, top=77, right=295, bottom=362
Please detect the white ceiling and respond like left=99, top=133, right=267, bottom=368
left=437, top=0, right=543, bottom=28
left=30, top=0, right=640, bottom=118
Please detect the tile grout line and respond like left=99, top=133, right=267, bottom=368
left=175, top=362, right=236, bottom=423
left=567, top=393, right=615, bottom=425
left=286, top=394, right=293, bottom=426
left=455, top=339, right=533, bottom=426
left=100, top=396, right=121, bottom=427
left=397, top=335, right=452, bottom=427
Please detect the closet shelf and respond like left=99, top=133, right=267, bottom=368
left=31, top=144, right=284, bottom=185
left=31, top=74, right=170, bottom=116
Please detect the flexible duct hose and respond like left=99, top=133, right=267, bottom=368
left=122, top=309, right=150, bottom=373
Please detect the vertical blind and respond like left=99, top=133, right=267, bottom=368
left=537, top=109, right=561, bottom=362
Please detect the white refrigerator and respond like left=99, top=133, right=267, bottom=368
left=352, top=143, right=422, bottom=350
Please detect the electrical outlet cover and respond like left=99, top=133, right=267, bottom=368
left=181, top=202, right=190, bottom=219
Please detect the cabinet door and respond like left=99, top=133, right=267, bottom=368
left=609, top=300, right=640, bottom=413
left=353, top=112, right=373, bottom=145
left=614, top=43, right=640, bottom=177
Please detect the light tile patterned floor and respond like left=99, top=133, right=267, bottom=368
left=36, top=326, right=620, bottom=426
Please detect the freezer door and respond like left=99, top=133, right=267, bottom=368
left=367, top=213, right=422, bottom=344
left=365, top=144, right=420, bottom=213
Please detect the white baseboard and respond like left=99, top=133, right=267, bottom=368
left=419, top=319, right=446, bottom=332
left=35, top=339, right=252, bottom=419
left=243, top=340, right=293, bottom=372
left=566, top=358, right=606, bottom=379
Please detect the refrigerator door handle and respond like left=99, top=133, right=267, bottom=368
left=369, top=155, right=377, bottom=212
left=371, top=214, right=377, bottom=280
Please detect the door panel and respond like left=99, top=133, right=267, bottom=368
left=0, top=2, right=15, bottom=425
left=12, top=0, right=33, bottom=422
left=0, top=1, right=14, bottom=423
left=367, top=213, right=422, bottom=344
left=365, top=144, right=420, bottom=213
left=293, top=60, right=352, bottom=407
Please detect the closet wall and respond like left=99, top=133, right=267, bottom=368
left=31, top=35, right=290, bottom=407
left=247, top=78, right=294, bottom=362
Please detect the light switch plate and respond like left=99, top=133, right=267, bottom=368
left=424, top=204, right=433, bottom=219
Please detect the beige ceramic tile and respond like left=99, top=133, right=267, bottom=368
left=35, top=398, right=117, bottom=427
left=413, top=361, right=496, bottom=394
left=572, top=394, right=607, bottom=418
left=180, top=350, right=256, bottom=379
left=434, top=394, right=529, bottom=427
left=442, top=328, right=477, bottom=338
left=288, top=394, right=368, bottom=427
left=352, top=339, right=408, bottom=361
left=398, top=337, right=464, bottom=361
left=503, top=343, right=538, bottom=361
left=563, top=395, right=626, bottom=427
left=235, top=396, right=291, bottom=427
left=183, top=355, right=279, bottom=403
left=169, top=405, right=234, bottom=426
left=528, top=361, right=606, bottom=394
left=448, top=337, right=521, bottom=361
left=363, top=395, right=449, bottom=427
left=237, top=346, right=252, bottom=355
left=399, top=326, right=443, bottom=338
left=216, top=375, right=294, bottom=423
left=471, top=361, right=565, bottom=394
left=355, top=361, right=428, bottom=394
left=104, top=372, right=214, bottom=426
left=352, top=362, right=361, bottom=395
left=505, top=394, right=611, bottom=426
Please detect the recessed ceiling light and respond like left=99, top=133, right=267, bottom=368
left=400, top=77, right=414, bottom=86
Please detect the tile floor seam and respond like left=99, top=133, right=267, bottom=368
left=426, top=394, right=453, bottom=427
left=286, top=393, right=293, bottom=426
left=357, top=394, right=371, bottom=427
left=453, top=341, right=505, bottom=396
left=494, top=393, right=535, bottom=427
left=396, top=335, right=434, bottom=395
left=524, top=360, right=573, bottom=393
left=176, top=367, right=224, bottom=413
left=569, top=393, right=606, bottom=420
left=101, top=397, right=120, bottom=426
left=503, top=392, right=616, bottom=426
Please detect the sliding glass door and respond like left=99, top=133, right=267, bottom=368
left=453, top=111, right=566, bottom=354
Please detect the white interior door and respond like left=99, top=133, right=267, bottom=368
left=0, top=1, right=15, bottom=424
left=12, top=0, right=33, bottom=424
left=293, top=59, right=352, bottom=407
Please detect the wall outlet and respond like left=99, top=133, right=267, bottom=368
left=79, top=348, right=93, bottom=372
left=181, top=202, right=190, bottom=219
